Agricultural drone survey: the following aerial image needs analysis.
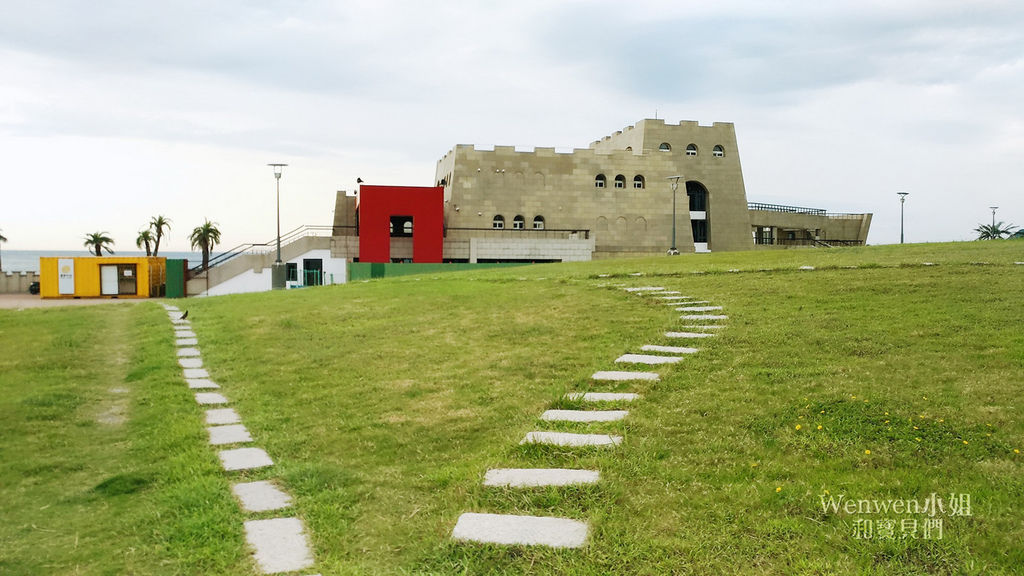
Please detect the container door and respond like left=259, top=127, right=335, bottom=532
left=117, top=264, right=137, bottom=295
left=100, top=265, right=118, bottom=295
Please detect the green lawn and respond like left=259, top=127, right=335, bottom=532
left=1, top=241, right=1022, bottom=575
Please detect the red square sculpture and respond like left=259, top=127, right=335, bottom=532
left=357, top=185, right=444, bottom=263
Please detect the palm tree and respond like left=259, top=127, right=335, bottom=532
left=84, top=232, right=115, bottom=256
left=189, top=220, right=221, bottom=271
left=150, top=215, right=171, bottom=256
left=0, top=229, right=7, bottom=271
left=136, top=229, right=155, bottom=256
left=974, top=221, right=1018, bottom=240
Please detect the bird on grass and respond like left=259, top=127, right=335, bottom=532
left=179, top=310, right=189, bottom=320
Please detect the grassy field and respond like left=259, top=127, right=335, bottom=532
left=1, top=241, right=1022, bottom=575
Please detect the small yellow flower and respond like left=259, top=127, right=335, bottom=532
left=817, top=425, right=823, bottom=430
left=820, top=410, right=825, bottom=414
left=986, top=433, right=992, bottom=437
left=865, top=449, right=871, bottom=455
left=914, top=426, right=919, bottom=430
left=795, top=424, right=802, bottom=430
left=799, top=415, right=804, bottom=419
left=824, top=489, right=830, bottom=494
left=851, top=395, right=856, bottom=399
left=923, top=396, right=928, bottom=400
left=919, top=415, right=925, bottom=419
left=963, top=440, right=969, bottom=445
left=884, top=420, right=890, bottom=424
left=776, top=486, right=782, bottom=493
left=1015, top=449, right=1020, bottom=454
left=938, top=418, right=944, bottom=423
left=751, top=462, right=759, bottom=467
left=915, top=437, right=922, bottom=442
left=864, top=399, right=869, bottom=403
left=884, top=412, right=889, bottom=416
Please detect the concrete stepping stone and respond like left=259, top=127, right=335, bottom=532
left=799, top=265, right=815, bottom=270
left=196, top=392, right=228, bottom=405
left=565, top=392, right=639, bottom=402
left=233, top=481, right=293, bottom=512
left=665, top=331, right=716, bottom=339
left=615, top=354, right=682, bottom=365
left=243, top=517, right=314, bottom=574
left=179, top=357, right=203, bottom=369
left=680, top=314, right=728, bottom=320
left=641, top=344, right=698, bottom=354
left=163, top=305, right=180, bottom=311
left=624, top=286, right=664, bottom=292
left=681, top=325, right=724, bottom=330
left=452, top=513, right=588, bottom=548
left=593, top=370, right=659, bottom=381
left=521, top=431, right=622, bottom=447
left=647, top=290, right=680, bottom=295
left=220, top=447, right=274, bottom=471
left=177, top=347, right=201, bottom=357
left=540, top=409, right=628, bottom=422
left=676, top=305, right=723, bottom=312
left=172, top=319, right=190, bottom=326
left=187, top=378, right=219, bottom=389
left=174, top=329, right=196, bottom=337
left=658, top=295, right=691, bottom=299
left=667, top=300, right=708, bottom=305
left=206, top=408, right=241, bottom=425
left=208, top=424, right=253, bottom=445
left=483, top=468, right=600, bottom=488
left=176, top=337, right=199, bottom=346
left=183, top=367, right=209, bottom=379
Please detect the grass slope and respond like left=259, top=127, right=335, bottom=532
left=1, top=241, right=1022, bottom=574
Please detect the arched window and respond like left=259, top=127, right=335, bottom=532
left=659, top=142, right=672, bottom=152
left=713, top=145, right=725, bottom=157
left=625, top=146, right=632, bottom=152
left=512, top=215, right=525, bottom=230
left=596, top=216, right=608, bottom=231
left=633, top=175, right=645, bottom=189
left=686, top=143, right=698, bottom=156
left=614, top=174, right=626, bottom=189
left=594, top=174, right=606, bottom=188
left=533, top=215, right=545, bottom=230
left=635, top=217, right=648, bottom=230
left=403, top=221, right=413, bottom=235
left=492, top=215, right=505, bottom=229
left=687, top=181, right=708, bottom=212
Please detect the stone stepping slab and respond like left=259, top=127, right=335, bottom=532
left=540, top=409, right=628, bottom=422
left=680, top=314, right=729, bottom=321
left=665, top=331, right=716, bottom=339
left=233, top=481, right=293, bottom=513
left=592, top=370, right=659, bottom=381
left=176, top=337, right=199, bottom=346
left=243, top=517, right=314, bottom=574
left=208, top=424, right=253, bottom=445
left=179, top=357, right=203, bottom=369
left=177, top=347, right=201, bottom=357
left=641, top=344, right=698, bottom=354
left=623, top=286, right=664, bottom=292
left=163, top=305, right=180, bottom=311
left=172, top=319, right=191, bottom=326
left=174, top=329, right=196, bottom=338
left=187, top=378, right=220, bottom=389
left=658, top=295, right=692, bottom=299
left=521, top=431, right=622, bottom=447
left=183, top=367, right=210, bottom=379
left=483, top=468, right=600, bottom=488
left=206, top=408, right=241, bottom=425
left=645, top=290, right=680, bottom=295
left=196, top=392, right=228, bottom=405
left=675, top=305, right=723, bottom=312
left=681, top=325, right=724, bottom=330
left=666, top=300, right=708, bottom=305
left=615, top=354, right=682, bottom=365
left=220, top=447, right=274, bottom=471
left=452, top=513, right=588, bottom=548
left=565, top=392, right=640, bottom=402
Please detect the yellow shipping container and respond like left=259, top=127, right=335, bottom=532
left=39, top=257, right=166, bottom=299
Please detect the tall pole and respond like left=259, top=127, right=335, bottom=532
left=989, top=206, right=998, bottom=228
left=667, top=175, right=683, bottom=255
left=897, top=192, right=909, bottom=244
left=268, top=163, right=288, bottom=290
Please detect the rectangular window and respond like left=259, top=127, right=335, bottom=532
left=686, top=149, right=697, bottom=157
left=513, top=220, right=524, bottom=230
left=286, top=263, right=298, bottom=282
left=614, top=181, right=624, bottom=188
left=595, top=181, right=605, bottom=188
left=492, top=220, right=504, bottom=229
left=634, top=182, right=643, bottom=188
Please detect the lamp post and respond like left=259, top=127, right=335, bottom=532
left=989, top=206, right=998, bottom=228
left=268, top=163, right=288, bottom=290
left=897, top=192, right=909, bottom=244
left=667, top=175, right=683, bottom=255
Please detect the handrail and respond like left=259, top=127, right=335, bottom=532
left=748, top=202, right=826, bottom=215
left=190, top=224, right=334, bottom=273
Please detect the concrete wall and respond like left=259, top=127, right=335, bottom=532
left=749, top=210, right=872, bottom=244
left=188, top=237, right=348, bottom=297
left=435, top=118, right=752, bottom=256
left=1, top=271, right=40, bottom=294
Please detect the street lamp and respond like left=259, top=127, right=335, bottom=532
left=666, top=175, right=683, bottom=255
left=268, top=163, right=288, bottom=290
left=897, top=192, right=909, bottom=244
left=989, top=206, right=998, bottom=228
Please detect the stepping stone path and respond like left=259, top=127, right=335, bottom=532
left=566, top=392, right=640, bottom=402
left=452, top=513, right=588, bottom=548
left=640, top=344, right=698, bottom=354
left=522, top=431, right=623, bottom=447
left=615, top=353, right=682, bottom=365
left=540, top=409, right=628, bottom=422
left=665, top=331, right=715, bottom=339
left=593, top=370, right=660, bottom=381
left=675, top=305, right=723, bottom=312
left=160, top=303, right=315, bottom=574
left=483, top=468, right=600, bottom=487
left=680, top=314, right=729, bottom=321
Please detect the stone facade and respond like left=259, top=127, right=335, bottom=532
left=435, top=119, right=753, bottom=256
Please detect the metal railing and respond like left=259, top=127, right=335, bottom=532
left=748, top=202, right=827, bottom=215
left=190, top=225, right=335, bottom=273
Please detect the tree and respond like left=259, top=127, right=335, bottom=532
left=974, top=221, right=1018, bottom=240
left=150, top=215, right=171, bottom=256
left=136, top=229, right=155, bottom=256
left=84, top=232, right=115, bottom=256
left=189, top=220, right=221, bottom=271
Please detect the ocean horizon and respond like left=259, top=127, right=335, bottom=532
left=0, top=250, right=218, bottom=273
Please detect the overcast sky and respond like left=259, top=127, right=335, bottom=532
left=2, top=1, right=1022, bottom=252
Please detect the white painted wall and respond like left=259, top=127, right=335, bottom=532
left=202, top=249, right=348, bottom=297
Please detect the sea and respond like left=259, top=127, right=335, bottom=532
left=0, top=250, right=219, bottom=273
